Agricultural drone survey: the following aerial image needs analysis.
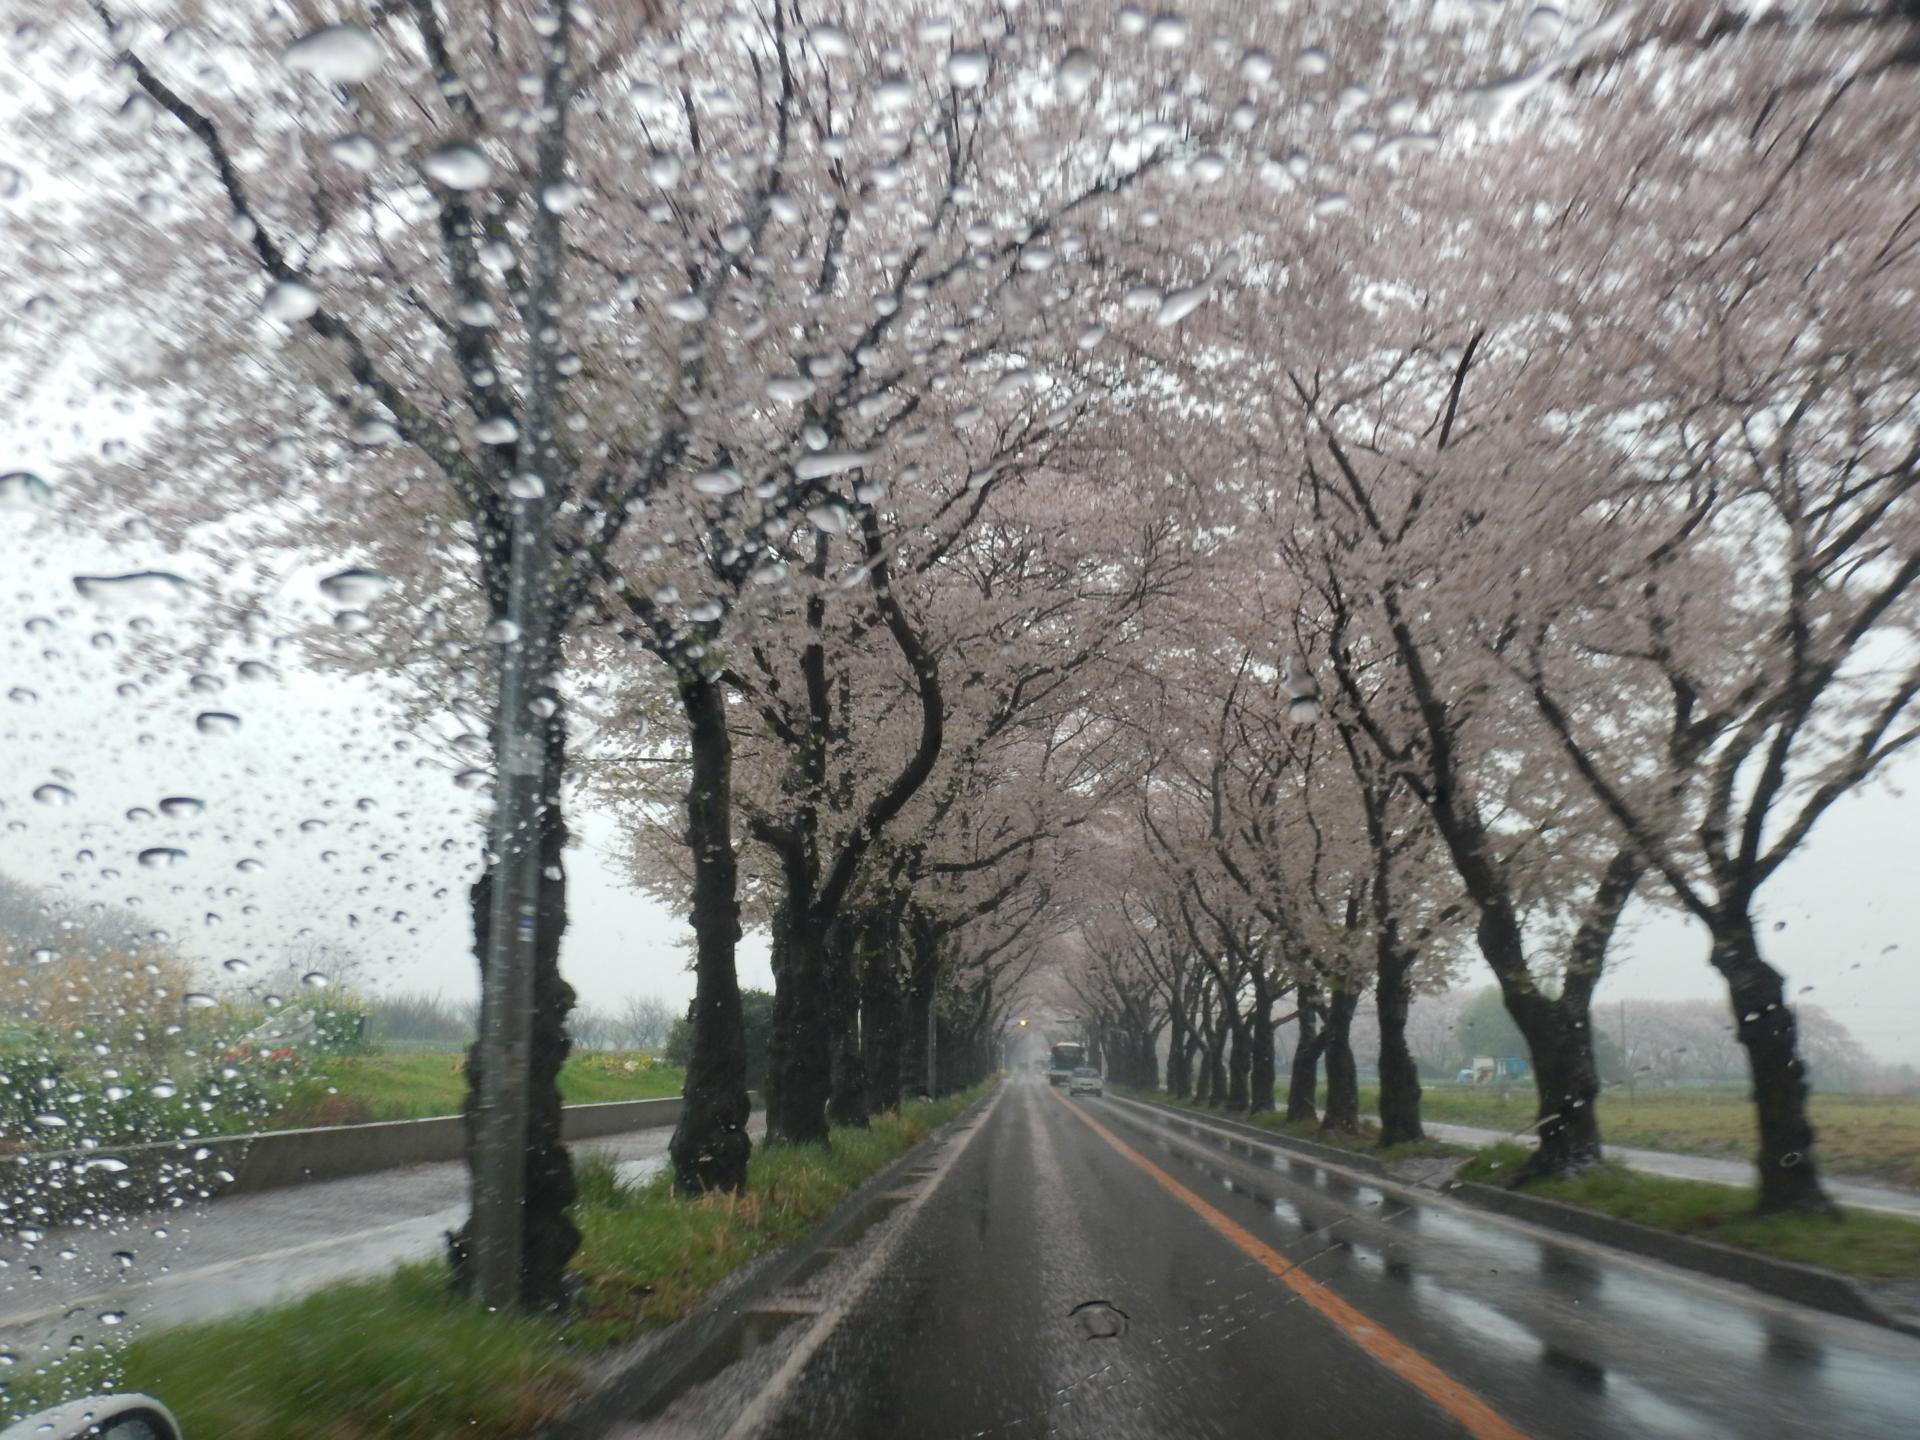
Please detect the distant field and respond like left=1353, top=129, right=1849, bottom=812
left=1388, top=1085, right=1920, bottom=1190
left=272, top=1050, right=684, bottom=1129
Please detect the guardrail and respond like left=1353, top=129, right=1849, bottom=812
left=4, top=1094, right=705, bottom=1233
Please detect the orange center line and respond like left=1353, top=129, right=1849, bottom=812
left=1049, top=1089, right=1530, bottom=1440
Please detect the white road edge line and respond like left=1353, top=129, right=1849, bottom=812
left=711, top=1084, right=1008, bottom=1440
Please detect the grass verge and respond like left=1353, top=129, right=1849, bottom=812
left=0, top=1084, right=993, bottom=1439
left=1457, top=1143, right=1920, bottom=1281
left=270, top=1050, right=684, bottom=1129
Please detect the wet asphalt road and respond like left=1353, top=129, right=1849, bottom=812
left=720, top=1078, right=1920, bottom=1440
left=0, top=1122, right=733, bottom=1365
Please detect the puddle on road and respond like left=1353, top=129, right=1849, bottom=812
left=633, top=1307, right=812, bottom=1420
left=781, top=1245, right=844, bottom=1288
left=831, top=1193, right=910, bottom=1248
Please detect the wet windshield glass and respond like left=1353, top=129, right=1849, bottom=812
left=3, top=3, right=1919, bottom=1438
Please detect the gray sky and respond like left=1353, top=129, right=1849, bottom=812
left=0, top=510, right=1909, bottom=1062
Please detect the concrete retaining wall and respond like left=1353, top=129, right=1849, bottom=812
left=4, top=1095, right=690, bottom=1232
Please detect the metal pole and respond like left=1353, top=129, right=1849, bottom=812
left=472, top=9, right=570, bottom=1312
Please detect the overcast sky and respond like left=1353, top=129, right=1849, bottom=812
left=0, top=503, right=1911, bottom=1063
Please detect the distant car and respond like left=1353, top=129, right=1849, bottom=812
left=1068, top=1066, right=1103, bottom=1096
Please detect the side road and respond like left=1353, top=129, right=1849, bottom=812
left=1422, top=1120, right=1920, bottom=1221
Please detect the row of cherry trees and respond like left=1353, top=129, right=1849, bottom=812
left=13, top=1, right=1916, bottom=1312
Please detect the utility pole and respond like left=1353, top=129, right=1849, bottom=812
left=471, top=5, right=570, bottom=1312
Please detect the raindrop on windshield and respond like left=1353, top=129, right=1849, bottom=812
left=0, top=470, right=53, bottom=508
left=421, top=141, right=493, bottom=190
left=195, top=712, right=242, bottom=736
left=945, top=49, right=989, bottom=88
left=263, top=279, right=321, bottom=322
left=282, top=24, right=385, bottom=84
left=73, top=572, right=190, bottom=608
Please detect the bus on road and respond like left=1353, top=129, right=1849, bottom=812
left=1047, top=1041, right=1087, bottom=1086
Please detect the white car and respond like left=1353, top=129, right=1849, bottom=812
left=1068, top=1066, right=1104, bottom=1096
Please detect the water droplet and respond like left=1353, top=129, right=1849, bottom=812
left=1190, top=152, right=1228, bottom=184
left=222, top=957, right=251, bottom=974
left=1296, top=45, right=1331, bottom=77
left=301, top=971, right=330, bottom=989
left=796, top=449, right=877, bottom=480
left=103, top=1085, right=131, bottom=1102
left=945, top=49, right=989, bottom=88
left=663, top=291, right=710, bottom=324
left=32, top=782, right=75, bottom=805
left=138, top=846, right=186, bottom=869
left=453, top=769, right=492, bottom=792
left=328, top=132, right=381, bottom=171
left=183, top=992, right=217, bottom=1009
left=1076, top=324, right=1107, bottom=350
left=485, top=618, right=522, bottom=644
left=73, top=571, right=190, bottom=608
left=1154, top=284, right=1209, bottom=326
left=1056, top=47, right=1098, bottom=100
left=0, top=470, right=52, bottom=508
left=508, top=472, right=545, bottom=499
left=317, top=569, right=391, bottom=606
left=195, top=711, right=242, bottom=736
left=1239, top=48, right=1274, bottom=83
left=421, top=141, right=492, bottom=190
left=350, top=417, right=400, bottom=447
left=808, top=23, right=852, bottom=58
left=1070, top=1299, right=1131, bottom=1339
left=692, top=466, right=745, bottom=497
left=97, top=1310, right=126, bottom=1326
left=474, top=415, right=519, bottom=444
left=806, top=503, right=850, bottom=535
left=282, top=24, right=385, bottom=85
left=765, top=375, right=815, bottom=405
left=1147, top=14, right=1188, bottom=49
left=149, top=1082, right=178, bottom=1099
left=540, top=180, right=586, bottom=213
left=264, top=279, right=321, bottom=321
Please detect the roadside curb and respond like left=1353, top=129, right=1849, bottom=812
left=1110, top=1091, right=1920, bottom=1341
left=1449, top=1179, right=1920, bottom=1339
left=536, top=1085, right=1000, bottom=1439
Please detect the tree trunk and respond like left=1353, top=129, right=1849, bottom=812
left=1165, top=991, right=1191, bottom=1098
left=1710, top=915, right=1835, bottom=1214
left=450, top=695, right=578, bottom=1309
left=1285, top=988, right=1323, bottom=1124
left=1374, top=942, right=1424, bottom=1147
left=767, top=901, right=833, bottom=1145
left=1226, top=1018, right=1251, bottom=1111
left=669, top=673, right=752, bottom=1194
left=827, top=912, right=869, bottom=1128
left=1494, top=978, right=1604, bottom=1178
left=902, top=918, right=936, bottom=1099
left=1247, top=970, right=1277, bottom=1115
left=1320, top=982, right=1363, bottom=1138
left=861, top=906, right=905, bottom=1114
